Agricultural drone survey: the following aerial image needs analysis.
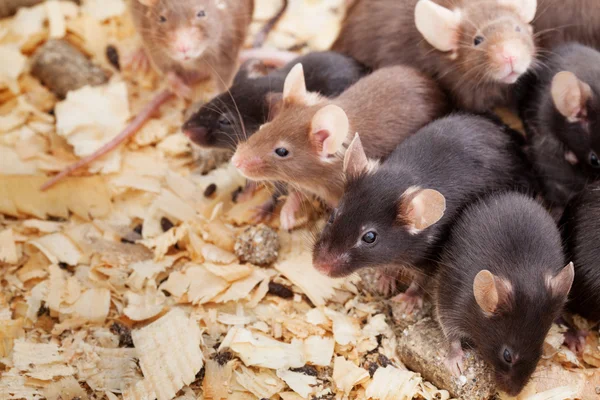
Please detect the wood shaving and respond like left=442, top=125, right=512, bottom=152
left=276, top=369, right=318, bottom=398
left=332, top=356, right=370, bottom=394
left=0, top=45, right=27, bottom=93
left=81, top=0, right=126, bottom=21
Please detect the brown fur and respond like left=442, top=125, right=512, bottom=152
left=534, top=0, right=600, bottom=50
left=129, top=0, right=254, bottom=87
left=332, top=0, right=536, bottom=112
left=234, top=66, right=448, bottom=206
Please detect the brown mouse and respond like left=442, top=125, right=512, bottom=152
left=332, top=0, right=537, bottom=112
left=127, top=0, right=254, bottom=98
left=231, top=63, right=448, bottom=230
left=533, top=0, right=600, bottom=51
left=435, top=191, right=573, bottom=395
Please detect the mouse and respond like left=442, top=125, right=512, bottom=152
left=127, top=0, right=255, bottom=98
left=231, top=63, right=448, bottom=230
left=518, top=43, right=600, bottom=212
left=182, top=51, right=369, bottom=150
left=560, top=182, right=600, bottom=334
left=435, top=191, right=574, bottom=396
left=312, top=114, right=537, bottom=312
left=331, top=0, right=537, bottom=112
left=533, top=0, right=600, bottom=51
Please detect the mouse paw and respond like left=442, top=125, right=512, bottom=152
left=390, top=281, right=424, bottom=314
left=375, top=270, right=399, bottom=297
left=280, top=191, right=303, bottom=231
left=237, top=181, right=259, bottom=203
left=251, top=197, right=278, bottom=224
left=564, top=328, right=588, bottom=354
left=444, top=341, right=465, bottom=377
left=167, top=72, right=194, bottom=100
left=125, top=48, right=151, bottom=74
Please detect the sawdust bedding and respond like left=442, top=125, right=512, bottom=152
left=0, top=1, right=599, bottom=399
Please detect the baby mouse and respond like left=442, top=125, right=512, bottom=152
left=560, top=182, right=600, bottom=350
left=332, top=0, right=537, bottom=112
left=128, top=0, right=254, bottom=98
left=435, top=191, right=573, bottom=396
left=183, top=51, right=369, bottom=149
left=231, top=63, right=448, bottom=230
left=313, top=114, right=536, bottom=311
left=518, top=43, right=600, bottom=212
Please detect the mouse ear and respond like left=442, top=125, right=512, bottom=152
left=415, top=0, right=461, bottom=52
left=137, top=0, right=159, bottom=7
left=265, top=92, right=284, bottom=121
left=499, top=0, right=537, bottom=23
left=547, top=262, right=575, bottom=299
left=473, top=270, right=512, bottom=315
left=551, top=71, right=592, bottom=122
left=398, top=187, right=446, bottom=233
left=283, top=64, right=308, bottom=103
left=235, top=59, right=270, bottom=84
left=343, top=133, right=370, bottom=179
left=310, top=105, right=349, bottom=158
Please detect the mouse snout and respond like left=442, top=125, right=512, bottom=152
left=312, top=252, right=349, bottom=278
left=232, top=152, right=263, bottom=174
left=183, top=124, right=211, bottom=146
left=172, top=29, right=204, bottom=60
left=491, top=40, right=531, bottom=83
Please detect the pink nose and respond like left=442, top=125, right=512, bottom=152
left=177, top=44, right=190, bottom=54
left=503, top=53, right=516, bottom=67
left=232, top=154, right=262, bottom=171
left=313, top=254, right=343, bottom=276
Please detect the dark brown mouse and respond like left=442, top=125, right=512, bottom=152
left=312, top=114, right=537, bottom=312
left=231, top=63, right=448, bottom=229
left=435, top=191, right=573, bottom=396
left=183, top=52, right=369, bottom=150
left=533, top=0, right=600, bottom=51
left=127, top=0, right=254, bottom=98
left=518, top=43, right=600, bottom=212
left=332, top=0, right=537, bottom=112
left=560, top=182, right=600, bottom=323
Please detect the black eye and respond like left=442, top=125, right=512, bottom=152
left=473, top=36, right=484, bottom=46
left=515, top=25, right=521, bottom=32
left=590, top=152, right=600, bottom=167
left=197, top=10, right=206, bottom=18
left=159, top=15, right=167, bottom=23
left=275, top=148, right=289, bottom=158
left=503, top=348, right=513, bottom=364
left=218, top=116, right=231, bottom=126
left=362, top=231, right=377, bottom=244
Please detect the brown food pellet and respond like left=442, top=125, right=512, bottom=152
left=234, top=224, right=280, bottom=266
left=268, top=282, right=294, bottom=299
left=106, top=45, right=120, bottom=70
left=204, top=183, right=217, bottom=198
left=160, top=217, right=174, bottom=232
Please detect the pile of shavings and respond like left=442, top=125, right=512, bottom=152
left=1, top=1, right=600, bottom=400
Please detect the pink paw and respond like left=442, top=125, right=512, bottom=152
left=237, top=181, right=259, bottom=203
left=251, top=198, right=278, bottom=224
left=125, top=48, right=151, bottom=74
left=167, top=72, right=194, bottom=100
left=564, top=329, right=588, bottom=354
left=444, top=345, right=465, bottom=377
left=375, top=271, right=398, bottom=297
left=391, top=291, right=424, bottom=314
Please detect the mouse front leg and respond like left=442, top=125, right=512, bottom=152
left=391, top=275, right=426, bottom=314
left=280, top=190, right=304, bottom=231
left=251, top=194, right=280, bottom=224
left=444, top=339, right=465, bottom=377
left=375, top=267, right=401, bottom=297
left=124, top=48, right=151, bottom=74
left=167, top=71, right=194, bottom=100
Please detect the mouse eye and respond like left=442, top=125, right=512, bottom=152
left=361, top=231, right=377, bottom=244
left=197, top=10, right=206, bottom=18
left=473, top=35, right=484, bottom=46
left=590, top=152, right=600, bottom=168
left=275, top=148, right=289, bottom=158
left=503, top=348, right=513, bottom=364
left=515, top=25, right=522, bottom=32
left=159, top=15, right=167, bottom=23
left=218, top=116, right=231, bottom=126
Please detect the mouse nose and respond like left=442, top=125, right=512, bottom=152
left=232, top=153, right=262, bottom=172
left=183, top=125, right=210, bottom=145
left=313, top=253, right=346, bottom=277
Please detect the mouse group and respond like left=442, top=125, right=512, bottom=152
left=125, top=0, right=600, bottom=396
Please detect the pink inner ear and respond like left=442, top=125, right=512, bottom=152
left=312, top=129, right=330, bottom=153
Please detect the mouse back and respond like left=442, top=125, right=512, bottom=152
left=332, top=0, right=537, bottom=112
left=561, top=182, right=600, bottom=321
left=436, top=192, right=572, bottom=396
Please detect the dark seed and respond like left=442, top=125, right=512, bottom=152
left=58, top=262, right=69, bottom=269
left=121, top=238, right=135, bottom=244
left=268, top=282, right=294, bottom=299
left=231, top=186, right=243, bottom=203
left=212, top=349, right=234, bottom=366
left=133, top=224, right=143, bottom=235
left=204, top=183, right=217, bottom=198
left=290, top=365, right=318, bottom=376
left=377, top=354, right=392, bottom=367
left=110, top=322, right=134, bottom=348
left=160, top=217, right=174, bottom=232
left=106, top=45, right=120, bottom=70
left=37, top=303, right=49, bottom=317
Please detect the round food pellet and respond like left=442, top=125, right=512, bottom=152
left=234, top=224, right=280, bottom=266
left=204, top=183, right=217, bottom=197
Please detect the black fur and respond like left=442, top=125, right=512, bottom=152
left=182, top=51, right=369, bottom=149
left=436, top=192, right=567, bottom=395
left=561, top=182, right=600, bottom=321
left=518, top=43, right=600, bottom=209
left=313, top=114, right=537, bottom=278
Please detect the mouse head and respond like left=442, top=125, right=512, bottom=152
left=232, top=64, right=350, bottom=196
left=313, top=135, right=447, bottom=277
left=137, top=0, right=222, bottom=62
left=183, top=60, right=272, bottom=149
left=471, top=263, right=574, bottom=395
left=415, top=0, right=536, bottom=84
left=549, top=71, right=600, bottom=172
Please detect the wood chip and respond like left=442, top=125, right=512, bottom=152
left=276, top=369, right=318, bottom=398
left=229, top=327, right=305, bottom=370
left=332, top=356, right=370, bottom=394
